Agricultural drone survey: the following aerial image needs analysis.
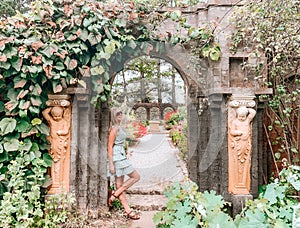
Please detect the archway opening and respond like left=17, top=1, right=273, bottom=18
left=110, top=55, right=188, bottom=194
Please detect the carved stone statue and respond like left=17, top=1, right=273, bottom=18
left=228, top=105, right=256, bottom=194
left=42, top=100, right=71, bottom=194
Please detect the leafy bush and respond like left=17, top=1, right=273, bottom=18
left=153, top=178, right=235, bottom=228
left=154, top=166, right=300, bottom=228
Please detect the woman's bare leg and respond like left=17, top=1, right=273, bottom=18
left=113, top=171, right=140, bottom=213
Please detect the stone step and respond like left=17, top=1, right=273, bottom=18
left=127, top=194, right=167, bottom=211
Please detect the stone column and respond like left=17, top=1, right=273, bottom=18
left=43, top=94, right=71, bottom=194
left=228, top=95, right=256, bottom=194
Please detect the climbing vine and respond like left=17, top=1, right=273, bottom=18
left=231, top=0, right=300, bottom=171
left=0, top=0, right=220, bottom=225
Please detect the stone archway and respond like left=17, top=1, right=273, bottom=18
left=68, top=41, right=211, bottom=210
left=66, top=1, right=273, bottom=213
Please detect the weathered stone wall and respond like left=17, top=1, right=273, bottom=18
left=67, top=0, right=272, bottom=213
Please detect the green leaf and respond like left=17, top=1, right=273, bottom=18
left=263, top=182, right=287, bottom=204
left=209, top=45, right=221, bottom=61
left=78, top=29, right=89, bottom=41
left=14, top=77, right=27, bottom=89
left=43, top=153, right=53, bottom=167
left=52, top=80, right=63, bottom=93
left=115, top=18, right=126, bottom=27
left=30, top=96, right=42, bottom=106
left=31, top=118, right=42, bottom=126
left=40, top=43, right=59, bottom=58
left=170, top=10, right=182, bottom=21
left=87, top=33, right=102, bottom=46
left=0, top=61, right=10, bottom=70
left=11, top=57, right=22, bottom=71
left=0, top=118, right=17, bottom=135
left=22, top=138, right=32, bottom=151
left=35, top=123, right=50, bottom=135
left=29, top=106, right=40, bottom=115
left=238, top=209, right=269, bottom=227
left=4, top=138, right=19, bottom=152
left=30, top=142, right=39, bottom=152
left=64, top=57, right=77, bottom=70
left=206, top=211, right=235, bottom=228
left=15, top=119, right=31, bottom=132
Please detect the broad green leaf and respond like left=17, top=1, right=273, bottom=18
left=30, top=96, right=42, bottom=106
left=4, top=47, right=18, bottom=59
left=11, top=57, right=22, bottom=71
left=7, top=88, right=18, bottom=100
left=64, top=57, right=77, bottom=70
left=115, top=18, right=126, bottom=27
left=209, top=45, right=221, bottom=61
left=78, top=28, right=89, bottom=41
left=19, top=109, right=28, bottom=118
left=206, top=211, right=235, bottom=228
left=0, top=61, right=10, bottom=70
left=40, top=43, right=59, bottom=58
left=170, top=10, right=182, bottom=21
left=263, top=182, right=287, bottom=204
left=0, top=118, right=17, bottom=135
left=29, top=106, right=40, bottom=114
left=238, top=209, right=268, bottom=227
left=31, top=118, right=42, bottom=126
left=54, top=61, right=65, bottom=71
left=87, top=33, right=102, bottom=46
left=43, top=153, right=53, bottom=167
left=15, top=119, right=31, bottom=132
left=4, top=138, right=19, bottom=152
left=35, top=123, right=50, bottom=135
left=52, top=80, right=63, bottom=93
left=30, top=142, right=39, bottom=152
left=22, top=138, right=32, bottom=151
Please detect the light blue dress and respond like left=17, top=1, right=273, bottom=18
left=107, top=127, right=135, bottom=177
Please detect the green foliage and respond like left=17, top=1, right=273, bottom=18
left=0, top=151, right=49, bottom=227
left=235, top=166, right=300, bottom=227
left=154, top=166, right=300, bottom=227
left=153, top=179, right=235, bottom=227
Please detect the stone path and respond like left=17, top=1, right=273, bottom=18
left=124, top=128, right=187, bottom=228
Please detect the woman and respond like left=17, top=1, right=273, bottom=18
left=107, top=108, right=141, bottom=220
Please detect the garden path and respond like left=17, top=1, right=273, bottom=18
left=125, top=127, right=187, bottom=228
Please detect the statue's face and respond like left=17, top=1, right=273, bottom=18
left=51, top=107, right=63, bottom=121
left=237, top=113, right=247, bottom=121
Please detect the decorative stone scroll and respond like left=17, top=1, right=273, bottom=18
left=42, top=94, right=71, bottom=194
left=228, top=95, right=256, bottom=195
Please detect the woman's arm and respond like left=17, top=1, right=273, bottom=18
left=107, top=126, right=117, bottom=174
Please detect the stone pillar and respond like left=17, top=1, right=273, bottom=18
left=43, top=94, right=71, bottom=194
left=228, top=95, right=256, bottom=194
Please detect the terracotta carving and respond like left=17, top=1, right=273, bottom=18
left=42, top=102, right=71, bottom=194
left=228, top=105, right=256, bottom=194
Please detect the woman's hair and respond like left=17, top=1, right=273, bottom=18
left=110, top=107, right=122, bottom=126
